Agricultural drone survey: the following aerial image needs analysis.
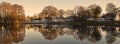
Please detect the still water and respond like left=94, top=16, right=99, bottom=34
left=0, top=24, right=120, bottom=44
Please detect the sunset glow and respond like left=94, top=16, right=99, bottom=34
left=0, top=0, right=120, bottom=16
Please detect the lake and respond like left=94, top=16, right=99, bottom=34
left=0, top=24, right=120, bottom=44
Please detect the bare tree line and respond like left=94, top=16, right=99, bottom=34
left=0, top=2, right=25, bottom=25
left=35, top=3, right=120, bottom=22
left=0, top=2, right=120, bottom=25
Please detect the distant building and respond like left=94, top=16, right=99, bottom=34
left=102, top=13, right=116, bottom=21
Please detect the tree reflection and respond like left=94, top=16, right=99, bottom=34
left=73, top=26, right=102, bottom=42
left=30, top=24, right=102, bottom=42
left=102, top=26, right=120, bottom=44
left=40, top=28, right=58, bottom=40
left=0, top=25, right=25, bottom=44
left=26, top=24, right=120, bottom=44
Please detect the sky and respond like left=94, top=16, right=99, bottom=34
left=0, top=0, right=120, bottom=16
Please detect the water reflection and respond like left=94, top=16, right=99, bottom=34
left=25, top=24, right=120, bottom=44
left=102, top=26, right=120, bottom=44
left=1, top=24, right=120, bottom=44
left=0, top=25, right=25, bottom=44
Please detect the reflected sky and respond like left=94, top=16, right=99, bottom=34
left=0, top=0, right=120, bottom=16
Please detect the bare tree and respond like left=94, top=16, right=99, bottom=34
left=41, top=5, right=58, bottom=22
left=88, top=4, right=102, bottom=20
left=0, top=2, right=25, bottom=25
left=73, top=6, right=90, bottom=21
left=106, top=3, right=117, bottom=14
left=102, top=3, right=117, bottom=21
left=58, top=9, right=65, bottom=18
